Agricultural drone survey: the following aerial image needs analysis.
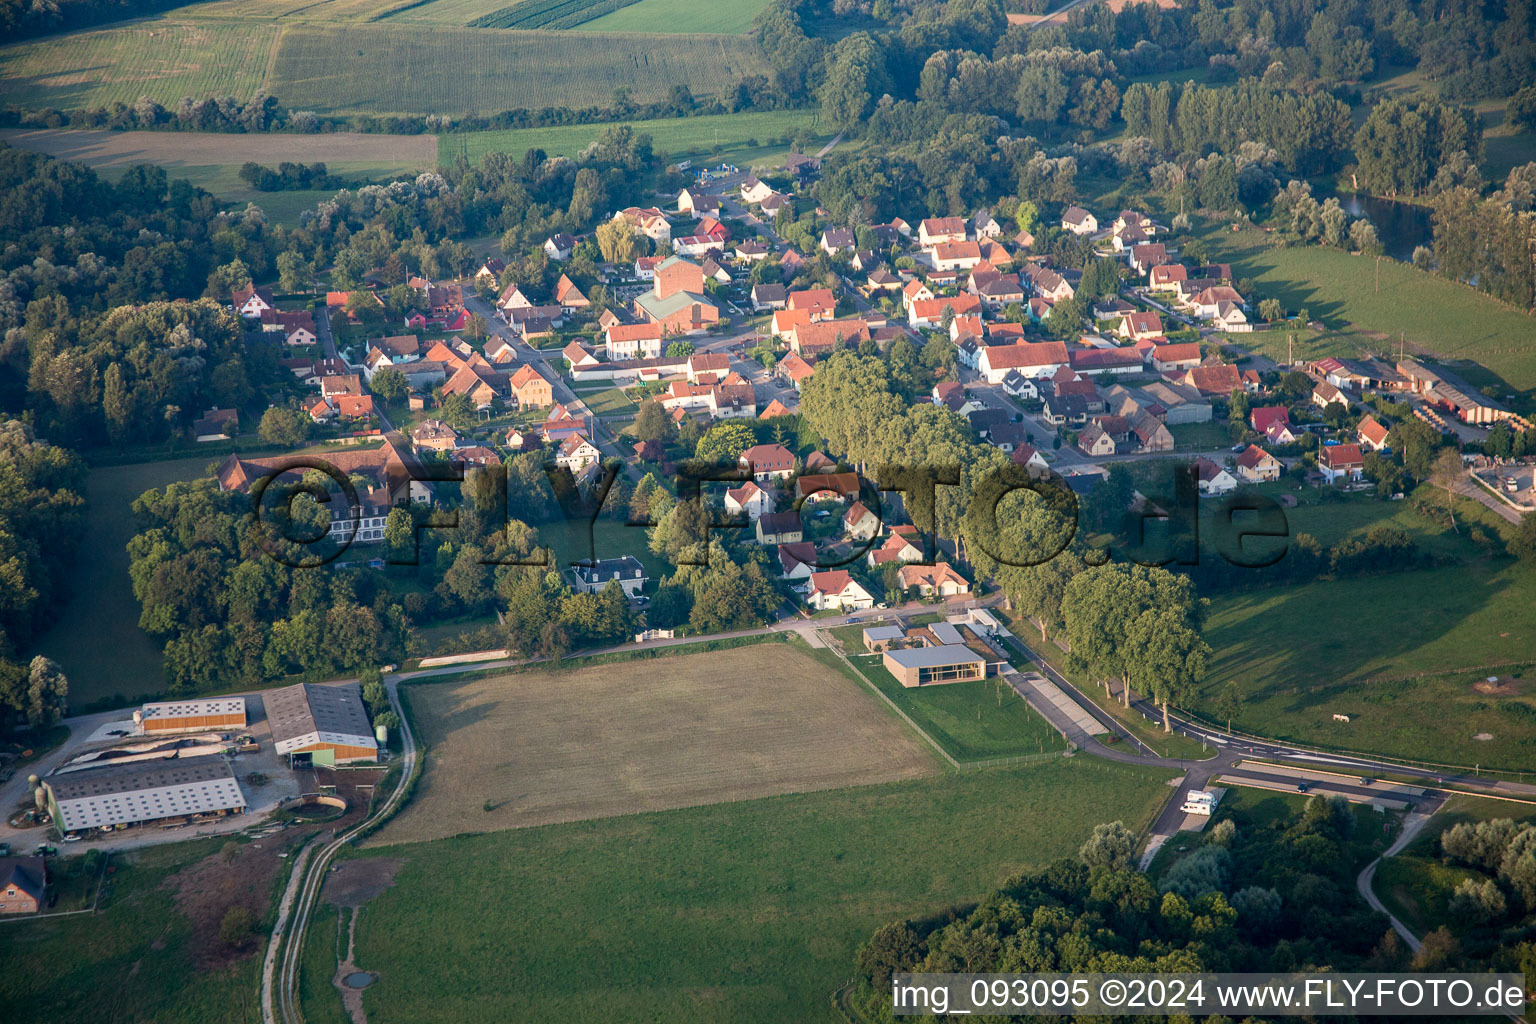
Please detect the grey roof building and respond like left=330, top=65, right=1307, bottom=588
left=45, top=754, right=245, bottom=833
left=265, top=682, right=378, bottom=763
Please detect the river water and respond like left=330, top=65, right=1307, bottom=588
left=1343, top=194, right=1434, bottom=261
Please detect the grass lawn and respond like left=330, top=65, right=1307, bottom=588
left=576, top=0, right=773, bottom=33
left=0, top=840, right=265, bottom=1024
left=30, top=454, right=218, bottom=710
left=439, top=109, right=827, bottom=168
left=843, top=651, right=1068, bottom=762
left=299, top=903, right=352, bottom=1024
left=545, top=516, right=657, bottom=571
left=348, top=758, right=1174, bottom=1024
left=1204, top=221, right=1536, bottom=390
left=1168, top=420, right=1237, bottom=450
left=569, top=385, right=637, bottom=417
left=1201, top=560, right=1536, bottom=769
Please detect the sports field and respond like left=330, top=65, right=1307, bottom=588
left=439, top=108, right=821, bottom=165
left=345, top=758, right=1174, bottom=1023
left=576, top=0, right=773, bottom=33
left=376, top=643, right=938, bottom=842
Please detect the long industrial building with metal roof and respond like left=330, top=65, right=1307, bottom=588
left=44, top=754, right=246, bottom=833
left=264, top=682, right=379, bottom=765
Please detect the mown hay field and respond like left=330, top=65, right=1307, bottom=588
left=0, top=20, right=280, bottom=110
left=267, top=25, right=772, bottom=114
left=376, top=644, right=938, bottom=843
left=0, top=127, right=436, bottom=169
left=576, top=0, right=773, bottom=34
left=385, top=0, right=536, bottom=22
left=171, top=0, right=426, bottom=20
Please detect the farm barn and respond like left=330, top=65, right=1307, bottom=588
left=135, top=697, right=248, bottom=735
left=266, top=682, right=379, bottom=765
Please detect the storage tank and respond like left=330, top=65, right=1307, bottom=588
left=132, top=709, right=143, bottom=731
left=375, top=724, right=389, bottom=744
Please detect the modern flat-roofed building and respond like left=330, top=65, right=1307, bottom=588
left=862, top=625, right=906, bottom=652
left=136, top=697, right=248, bottom=734
left=883, top=645, right=988, bottom=687
left=265, top=682, right=378, bottom=765
left=44, top=754, right=245, bottom=833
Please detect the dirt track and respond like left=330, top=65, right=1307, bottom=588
left=0, top=128, right=437, bottom=169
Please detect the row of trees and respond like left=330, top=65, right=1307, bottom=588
left=0, top=419, right=82, bottom=733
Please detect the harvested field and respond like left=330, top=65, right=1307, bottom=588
left=266, top=25, right=770, bottom=114
left=0, top=128, right=437, bottom=170
left=377, top=644, right=937, bottom=842
left=0, top=20, right=279, bottom=110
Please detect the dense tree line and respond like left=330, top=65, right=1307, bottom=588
left=1, top=75, right=802, bottom=137
left=1353, top=96, right=1481, bottom=197
left=1430, top=173, right=1536, bottom=310
left=852, top=794, right=1429, bottom=1021
left=0, top=147, right=240, bottom=329
left=12, top=300, right=253, bottom=448
left=1120, top=80, right=1354, bottom=175
left=238, top=161, right=349, bottom=193
left=0, top=419, right=83, bottom=732
left=127, top=480, right=411, bottom=692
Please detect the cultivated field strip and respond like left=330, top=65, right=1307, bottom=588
left=0, top=18, right=768, bottom=116
left=0, top=21, right=281, bottom=110
left=468, top=0, right=642, bottom=29
left=266, top=25, right=771, bottom=113
left=375, top=646, right=939, bottom=843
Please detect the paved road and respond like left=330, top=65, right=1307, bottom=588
left=994, top=623, right=1536, bottom=871
left=1357, top=811, right=1434, bottom=954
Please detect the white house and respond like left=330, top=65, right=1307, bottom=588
left=1193, top=458, right=1238, bottom=495
left=805, top=570, right=874, bottom=611
left=725, top=482, right=773, bottom=521
left=571, top=556, right=647, bottom=597
left=556, top=433, right=601, bottom=473
left=1319, top=443, right=1365, bottom=484
left=898, top=562, right=971, bottom=597
left=842, top=501, right=880, bottom=540
left=543, top=233, right=577, bottom=261
left=1061, top=206, right=1098, bottom=235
